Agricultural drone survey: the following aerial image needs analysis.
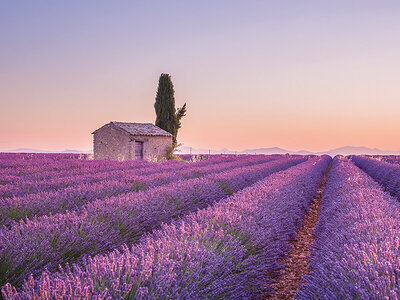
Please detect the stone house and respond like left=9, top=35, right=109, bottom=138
left=92, top=122, right=173, bottom=161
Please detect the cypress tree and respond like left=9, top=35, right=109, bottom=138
left=154, top=73, right=186, bottom=146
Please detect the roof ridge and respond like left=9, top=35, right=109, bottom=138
left=104, top=121, right=172, bottom=137
left=112, top=121, right=153, bottom=124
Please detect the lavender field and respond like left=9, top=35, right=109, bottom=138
left=1, top=153, right=400, bottom=299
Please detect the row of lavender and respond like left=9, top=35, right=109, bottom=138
left=0, top=154, right=243, bottom=183
left=2, top=156, right=331, bottom=299
left=296, top=157, right=400, bottom=299
left=365, top=155, right=400, bottom=165
left=0, top=153, right=247, bottom=177
left=0, top=153, right=109, bottom=173
left=383, top=156, right=400, bottom=165
left=0, top=154, right=248, bottom=188
left=0, top=153, right=88, bottom=163
left=1, top=155, right=284, bottom=197
left=0, top=156, right=306, bottom=288
left=350, top=155, right=400, bottom=200
left=0, top=155, right=249, bottom=197
left=1, top=159, right=147, bottom=184
left=0, top=152, right=89, bottom=160
left=0, top=155, right=282, bottom=226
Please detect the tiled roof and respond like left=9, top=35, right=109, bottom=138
left=108, top=122, right=173, bottom=137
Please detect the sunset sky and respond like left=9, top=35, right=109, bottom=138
left=1, top=1, right=400, bottom=152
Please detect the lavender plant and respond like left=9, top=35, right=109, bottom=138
left=351, top=155, right=400, bottom=200
left=0, top=156, right=305, bottom=288
left=0, top=155, right=278, bottom=226
left=0, top=154, right=247, bottom=198
left=2, top=156, right=330, bottom=299
left=296, top=157, right=400, bottom=299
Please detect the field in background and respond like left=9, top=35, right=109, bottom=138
left=1, top=153, right=400, bottom=299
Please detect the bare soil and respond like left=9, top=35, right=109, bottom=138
left=266, top=161, right=332, bottom=300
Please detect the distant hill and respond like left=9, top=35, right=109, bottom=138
left=316, top=146, right=400, bottom=156
left=3, top=148, right=92, bottom=154
left=3, top=146, right=400, bottom=156
left=241, top=147, right=293, bottom=155
left=177, top=146, right=400, bottom=156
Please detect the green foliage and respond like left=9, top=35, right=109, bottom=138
left=218, top=182, right=234, bottom=196
left=175, top=102, right=187, bottom=133
left=154, top=73, right=187, bottom=146
left=165, top=142, right=184, bottom=160
left=129, top=181, right=147, bottom=192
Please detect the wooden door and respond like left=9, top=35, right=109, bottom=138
left=134, top=141, right=144, bottom=160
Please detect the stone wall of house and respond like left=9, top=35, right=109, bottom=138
left=93, top=124, right=130, bottom=160
left=133, top=135, right=172, bottom=161
left=93, top=124, right=172, bottom=161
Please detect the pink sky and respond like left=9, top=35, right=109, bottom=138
left=1, top=1, right=400, bottom=152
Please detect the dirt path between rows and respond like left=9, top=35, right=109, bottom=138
left=266, top=161, right=332, bottom=300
